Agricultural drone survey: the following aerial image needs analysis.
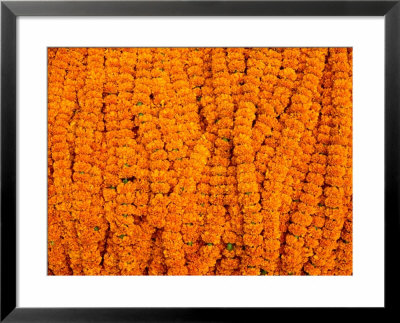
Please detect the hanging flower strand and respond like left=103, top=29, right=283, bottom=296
left=71, top=48, right=107, bottom=275
left=48, top=48, right=73, bottom=275
left=255, top=48, right=285, bottom=276
left=280, top=48, right=327, bottom=275
left=332, top=47, right=353, bottom=276
left=233, top=49, right=264, bottom=275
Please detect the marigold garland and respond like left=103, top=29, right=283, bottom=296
left=48, top=47, right=352, bottom=276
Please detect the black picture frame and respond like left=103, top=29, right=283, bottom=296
left=1, top=0, right=399, bottom=321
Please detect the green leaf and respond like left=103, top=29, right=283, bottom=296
left=137, top=102, right=143, bottom=106
left=187, top=241, right=193, bottom=246
left=138, top=112, right=144, bottom=116
left=118, top=234, right=126, bottom=239
left=122, top=178, right=129, bottom=184
left=227, top=243, right=233, bottom=251
left=260, top=269, right=267, bottom=275
left=207, top=243, right=213, bottom=246
left=94, top=226, right=99, bottom=231
left=222, top=137, right=230, bottom=142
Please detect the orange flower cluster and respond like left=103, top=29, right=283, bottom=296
left=48, top=47, right=352, bottom=276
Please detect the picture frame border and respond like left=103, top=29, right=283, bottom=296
left=1, top=1, right=398, bottom=321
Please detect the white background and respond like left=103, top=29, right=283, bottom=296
left=17, top=17, right=384, bottom=307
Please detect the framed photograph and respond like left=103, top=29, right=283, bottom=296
left=1, top=0, right=398, bottom=321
